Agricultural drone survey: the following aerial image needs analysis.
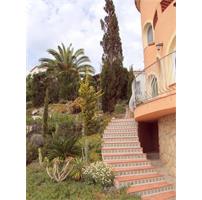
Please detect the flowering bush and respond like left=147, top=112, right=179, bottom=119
left=83, top=161, right=114, bottom=187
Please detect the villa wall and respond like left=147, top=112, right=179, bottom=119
left=158, top=114, right=176, bottom=177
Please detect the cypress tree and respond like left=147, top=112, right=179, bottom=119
left=100, top=0, right=125, bottom=112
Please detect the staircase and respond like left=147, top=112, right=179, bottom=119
left=101, top=118, right=176, bottom=200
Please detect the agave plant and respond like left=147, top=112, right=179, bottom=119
left=45, top=157, right=74, bottom=182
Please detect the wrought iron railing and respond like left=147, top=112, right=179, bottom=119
left=131, top=51, right=176, bottom=106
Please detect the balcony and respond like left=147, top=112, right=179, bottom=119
left=130, top=51, right=176, bottom=121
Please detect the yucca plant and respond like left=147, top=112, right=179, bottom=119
left=46, top=134, right=81, bottom=160
left=69, top=157, right=86, bottom=181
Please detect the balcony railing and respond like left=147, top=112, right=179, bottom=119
left=129, top=52, right=176, bottom=109
left=160, top=0, right=174, bottom=12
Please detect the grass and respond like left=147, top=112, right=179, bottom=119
left=27, top=162, right=140, bottom=200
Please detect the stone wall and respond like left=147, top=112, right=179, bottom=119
left=158, top=114, right=176, bottom=177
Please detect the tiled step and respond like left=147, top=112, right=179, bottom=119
left=104, top=131, right=137, bottom=135
left=115, top=174, right=165, bottom=188
left=127, top=182, right=174, bottom=197
left=103, top=136, right=139, bottom=142
left=106, top=127, right=137, bottom=131
left=113, top=165, right=156, bottom=176
left=102, top=147, right=142, bottom=154
left=111, top=118, right=135, bottom=122
left=142, top=191, right=176, bottom=200
left=107, top=125, right=136, bottom=129
left=109, top=123, right=136, bottom=127
left=103, top=134, right=139, bottom=141
left=105, top=128, right=137, bottom=133
left=109, top=120, right=136, bottom=124
left=102, top=153, right=146, bottom=161
left=103, top=133, right=137, bottom=138
left=102, top=141, right=140, bottom=148
left=105, top=159, right=150, bottom=168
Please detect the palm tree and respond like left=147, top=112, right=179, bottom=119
left=39, top=43, right=94, bottom=77
left=39, top=43, right=95, bottom=136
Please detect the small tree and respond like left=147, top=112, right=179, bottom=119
left=78, top=76, right=103, bottom=162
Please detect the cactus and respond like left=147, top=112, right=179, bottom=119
left=38, top=148, right=43, bottom=167
left=45, top=157, right=73, bottom=182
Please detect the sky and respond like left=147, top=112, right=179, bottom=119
left=26, top=0, right=144, bottom=74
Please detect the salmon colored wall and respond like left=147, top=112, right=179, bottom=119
left=137, top=0, right=176, bottom=67
left=134, top=0, right=176, bottom=122
left=155, top=2, right=176, bottom=56
left=135, top=92, right=176, bottom=121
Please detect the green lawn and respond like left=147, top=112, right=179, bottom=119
left=27, top=162, right=140, bottom=200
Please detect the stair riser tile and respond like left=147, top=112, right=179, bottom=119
left=104, top=128, right=137, bottom=133
left=108, top=161, right=150, bottom=168
left=102, top=149, right=142, bottom=154
left=103, top=154, right=146, bottom=160
left=103, top=135, right=138, bottom=142
left=103, top=143, right=140, bottom=148
left=115, top=169, right=156, bottom=176
left=103, top=136, right=138, bottom=140
left=117, top=177, right=165, bottom=188
left=106, top=127, right=137, bottom=130
left=109, top=123, right=136, bottom=126
left=104, top=133, right=137, bottom=136
left=131, top=185, right=175, bottom=197
left=107, top=127, right=136, bottom=130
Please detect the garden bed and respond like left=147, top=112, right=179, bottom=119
left=27, top=162, right=140, bottom=200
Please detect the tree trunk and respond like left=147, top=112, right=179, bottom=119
left=82, top=122, right=88, bottom=162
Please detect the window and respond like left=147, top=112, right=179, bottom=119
left=147, top=25, right=153, bottom=45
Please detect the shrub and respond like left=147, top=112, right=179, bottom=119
left=83, top=161, right=114, bottom=187
left=78, top=134, right=102, bottom=162
left=114, top=102, right=126, bottom=114
left=48, top=113, right=82, bottom=137
left=27, top=141, right=38, bottom=165
left=30, top=134, right=44, bottom=147
left=26, top=101, right=33, bottom=109
left=69, top=98, right=81, bottom=114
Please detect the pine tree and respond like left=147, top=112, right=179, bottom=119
left=100, top=0, right=125, bottom=112
left=100, top=0, right=123, bottom=66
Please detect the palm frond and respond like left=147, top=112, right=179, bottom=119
left=75, top=56, right=91, bottom=66
left=47, top=49, right=63, bottom=62
left=73, top=48, right=85, bottom=58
